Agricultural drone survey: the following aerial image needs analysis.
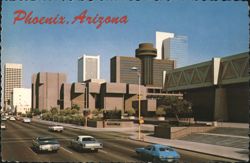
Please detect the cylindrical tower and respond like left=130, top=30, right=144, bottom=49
left=135, top=43, right=157, bottom=85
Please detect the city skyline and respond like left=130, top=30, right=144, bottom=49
left=1, top=1, right=248, bottom=88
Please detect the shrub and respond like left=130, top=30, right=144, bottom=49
left=156, top=107, right=166, bottom=117
left=126, top=108, right=136, bottom=116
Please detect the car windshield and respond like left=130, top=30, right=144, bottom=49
left=38, top=138, right=59, bottom=144
left=82, top=137, right=95, bottom=141
left=159, top=147, right=174, bottom=152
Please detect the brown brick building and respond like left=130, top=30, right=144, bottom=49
left=110, top=43, right=175, bottom=87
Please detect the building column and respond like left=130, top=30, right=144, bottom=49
left=214, top=87, right=228, bottom=121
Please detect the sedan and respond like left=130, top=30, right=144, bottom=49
left=48, top=125, right=64, bottom=132
left=32, top=137, right=60, bottom=153
left=70, top=135, right=103, bottom=152
left=23, top=118, right=31, bottom=123
left=10, top=117, right=16, bottom=121
left=1, top=117, right=7, bottom=121
left=135, top=144, right=180, bottom=163
left=1, top=123, right=6, bottom=129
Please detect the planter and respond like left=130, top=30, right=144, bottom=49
left=157, top=117, right=165, bottom=121
left=129, top=116, right=135, bottom=120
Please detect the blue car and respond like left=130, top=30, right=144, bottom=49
left=135, top=144, right=180, bottom=163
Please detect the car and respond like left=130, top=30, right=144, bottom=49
left=135, top=144, right=180, bottom=163
left=5, top=115, right=10, bottom=119
left=70, top=135, right=103, bottom=152
left=1, top=117, right=7, bottom=121
left=23, top=118, right=31, bottom=123
left=10, top=117, right=16, bottom=121
left=1, top=123, right=6, bottom=129
left=16, top=116, right=22, bottom=121
left=32, top=137, right=60, bottom=153
left=48, top=125, right=64, bottom=132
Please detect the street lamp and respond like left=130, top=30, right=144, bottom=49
left=131, top=66, right=141, bottom=140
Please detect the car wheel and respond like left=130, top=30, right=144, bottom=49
left=153, top=157, right=160, bottom=163
left=94, top=149, right=98, bottom=152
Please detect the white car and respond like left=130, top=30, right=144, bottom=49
left=48, top=125, right=64, bottom=132
left=23, top=118, right=31, bottom=123
left=10, top=117, right=16, bottom=121
left=1, top=123, right=6, bottom=129
left=70, top=135, right=103, bottom=152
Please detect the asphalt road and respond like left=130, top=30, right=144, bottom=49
left=1, top=120, right=237, bottom=162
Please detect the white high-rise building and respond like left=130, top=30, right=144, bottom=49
left=78, top=55, right=100, bottom=82
left=11, top=88, right=31, bottom=114
left=4, top=63, right=22, bottom=110
left=156, top=31, right=174, bottom=59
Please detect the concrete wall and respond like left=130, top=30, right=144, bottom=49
left=154, top=126, right=214, bottom=139
left=184, top=87, right=215, bottom=121
left=32, top=72, right=67, bottom=111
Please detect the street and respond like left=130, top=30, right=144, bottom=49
left=1, top=120, right=236, bottom=162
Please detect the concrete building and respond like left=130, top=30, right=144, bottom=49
left=78, top=55, right=100, bottom=82
left=156, top=31, right=174, bottom=59
left=4, top=63, right=22, bottom=111
left=163, top=35, right=188, bottom=67
left=164, top=52, right=249, bottom=122
left=32, top=72, right=67, bottom=111
left=11, top=88, right=31, bottom=114
left=110, top=43, right=175, bottom=87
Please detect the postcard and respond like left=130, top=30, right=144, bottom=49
left=1, top=1, right=248, bottom=162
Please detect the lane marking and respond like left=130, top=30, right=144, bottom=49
left=99, top=149, right=108, bottom=154
left=60, top=147, right=73, bottom=154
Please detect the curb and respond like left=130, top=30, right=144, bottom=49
left=128, top=136, right=247, bottom=162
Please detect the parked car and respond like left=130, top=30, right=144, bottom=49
left=70, top=135, right=103, bottom=152
left=23, top=118, right=31, bottom=123
left=1, top=123, right=6, bottom=129
left=135, top=144, right=180, bottom=163
left=32, top=137, right=60, bottom=152
left=10, top=117, right=16, bottom=121
left=48, top=125, right=64, bottom=132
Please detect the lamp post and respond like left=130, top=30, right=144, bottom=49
left=131, top=66, right=141, bottom=140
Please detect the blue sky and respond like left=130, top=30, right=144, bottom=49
left=1, top=1, right=248, bottom=88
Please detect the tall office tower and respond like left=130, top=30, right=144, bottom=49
left=78, top=55, right=100, bottom=82
left=32, top=72, right=67, bottom=111
left=135, top=43, right=157, bottom=85
left=155, top=31, right=174, bottom=59
left=4, top=63, right=22, bottom=110
left=163, top=35, right=188, bottom=67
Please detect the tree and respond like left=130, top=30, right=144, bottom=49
left=155, top=106, right=166, bottom=117
left=71, top=104, right=80, bottom=111
left=126, top=108, right=136, bottom=116
left=158, top=96, right=192, bottom=122
left=33, top=108, right=41, bottom=116
left=50, top=107, right=58, bottom=115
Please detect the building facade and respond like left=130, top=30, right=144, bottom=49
left=4, top=63, right=22, bottom=111
left=11, top=88, right=31, bottom=114
left=163, top=35, right=188, bottom=67
left=164, top=52, right=249, bottom=122
left=32, top=72, right=67, bottom=111
left=110, top=43, right=175, bottom=87
left=78, top=55, right=100, bottom=82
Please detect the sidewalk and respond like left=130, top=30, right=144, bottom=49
left=32, top=118, right=248, bottom=161
left=129, top=134, right=248, bottom=161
